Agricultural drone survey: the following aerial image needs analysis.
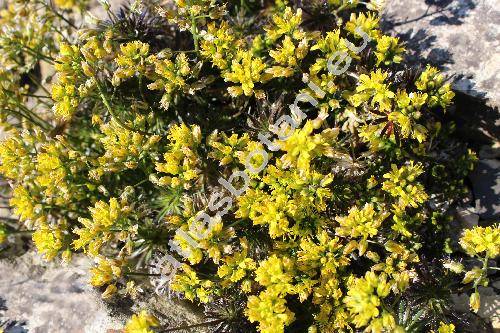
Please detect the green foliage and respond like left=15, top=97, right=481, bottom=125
left=0, top=0, right=495, bottom=332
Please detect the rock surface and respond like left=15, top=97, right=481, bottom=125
left=0, top=251, right=211, bottom=333
left=468, top=159, right=500, bottom=220
left=382, top=0, right=500, bottom=109
left=0, top=253, right=123, bottom=333
left=0, top=252, right=209, bottom=333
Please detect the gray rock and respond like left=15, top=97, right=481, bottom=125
left=479, top=143, right=500, bottom=159
left=468, top=159, right=500, bottom=219
left=0, top=251, right=209, bottom=333
left=382, top=0, right=500, bottom=109
left=0, top=252, right=123, bottom=333
left=455, top=206, right=479, bottom=229
left=452, top=287, right=500, bottom=330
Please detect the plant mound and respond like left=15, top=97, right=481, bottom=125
left=0, top=0, right=498, bottom=332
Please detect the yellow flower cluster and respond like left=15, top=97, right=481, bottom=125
left=217, top=238, right=256, bottom=292
left=382, top=162, right=428, bottom=209
left=375, top=35, right=405, bottom=66
left=35, top=140, right=85, bottom=205
left=236, top=162, right=333, bottom=238
left=171, top=264, right=215, bottom=303
left=352, top=69, right=395, bottom=112
left=10, top=186, right=38, bottom=222
left=52, top=43, right=85, bottom=119
left=147, top=52, right=192, bottom=110
left=246, top=255, right=296, bottom=333
left=0, top=130, right=34, bottom=179
left=246, top=288, right=296, bottom=333
left=73, top=198, right=131, bottom=257
left=276, top=116, right=338, bottom=173
left=153, top=123, right=202, bottom=189
left=124, top=310, right=159, bottom=333
left=112, top=41, right=150, bottom=86
left=344, top=271, right=396, bottom=332
left=201, top=21, right=240, bottom=70
left=0, top=0, right=481, bottom=331
left=459, top=225, right=499, bottom=258
left=32, top=222, right=64, bottom=261
left=416, top=65, right=455, bottom=109
left=335, top=203, right=389, bottom=242
left=433, top=322, right=455, bottom=333
left=223, top=50, right=268, bottom=98
left=94, top=117, right=161, bottom=177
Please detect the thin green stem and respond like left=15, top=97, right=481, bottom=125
left=4, top=108, right=49, bottom=130
left=473, top=256, right=490, bottom=289
left=18, top=44, right=55, bottom=63
left=16, top=104, right=53, bottom=130
left=190, top=11, right=199, bottom=53
left=96, top=81, right=150, bottom=135
left=133, top=179, right=149, bottom=187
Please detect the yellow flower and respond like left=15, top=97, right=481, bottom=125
left=89, top=256, right=122, bottom=287
left=97, top=117, right=161, bottom=174
left=113, top=41, right=150, bottom=86
left=52, top=43, right=85, bottom=119
left=265, top=7, right=304, bottom=43
left=375, top=35, right=405, bottom=66
left=354, top=69, right=395, bottom=112
left=223, top=50, right=267, bottom=97
left=344, top=272, right=395, bottom=331
left=32, top=223, right=64, bottom=261
left=54, top=0, right=76, bottom=9
left=335, top=203, right=389, bottom=240
left=73, top=198, right=129, bottom=256
left=345, top=12, right=381, bottom=39
left=246, top=289, right=295, bottom=333
left=415, top=65, right=455, bottom=109
left=269, top=36, right=308, bottom=69
left=147, top=52, right=193, bottom=110
left=217, top=238, right=256, bottom=291
left=277, top=116, right=338, bottom=173
left=459, top=225, right=500, bottom=258
left=255, top=255, right=295, bottom=295
left=0, top=130, right=33, bottom=179
left=10, top=186, right=37, bottom=222
left=470, top=291, right=480, bottom=313
left=171, top=264, right=215, bottom=303
left=434, top=322, right=455, bottom=333
left=154, top=124, right=202, bottom=190
left=382, top=162, right=428, bottom=209
left=124, top=310, right=159, bottom=333
left=201, top=21, right=240, bottom=71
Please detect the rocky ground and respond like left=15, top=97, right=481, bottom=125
left=0, top=251, right=209, bottom=333
left=0, top=0, right=499, bottom=332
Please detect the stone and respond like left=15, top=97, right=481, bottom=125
left=0, top=252, right=209, bottom=333
left=468, top=159, right=500, bottom=220
left=452, top=288, right=500, bottom=330
left=455, top=206, right=479, bottom=229
left=479, top=142, right=500, bottom=159
left=0, top=252, right=123, bottom=333
left=382, top=0, right=500, bottom=109
left=382, top=0, right=500, bottom=145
